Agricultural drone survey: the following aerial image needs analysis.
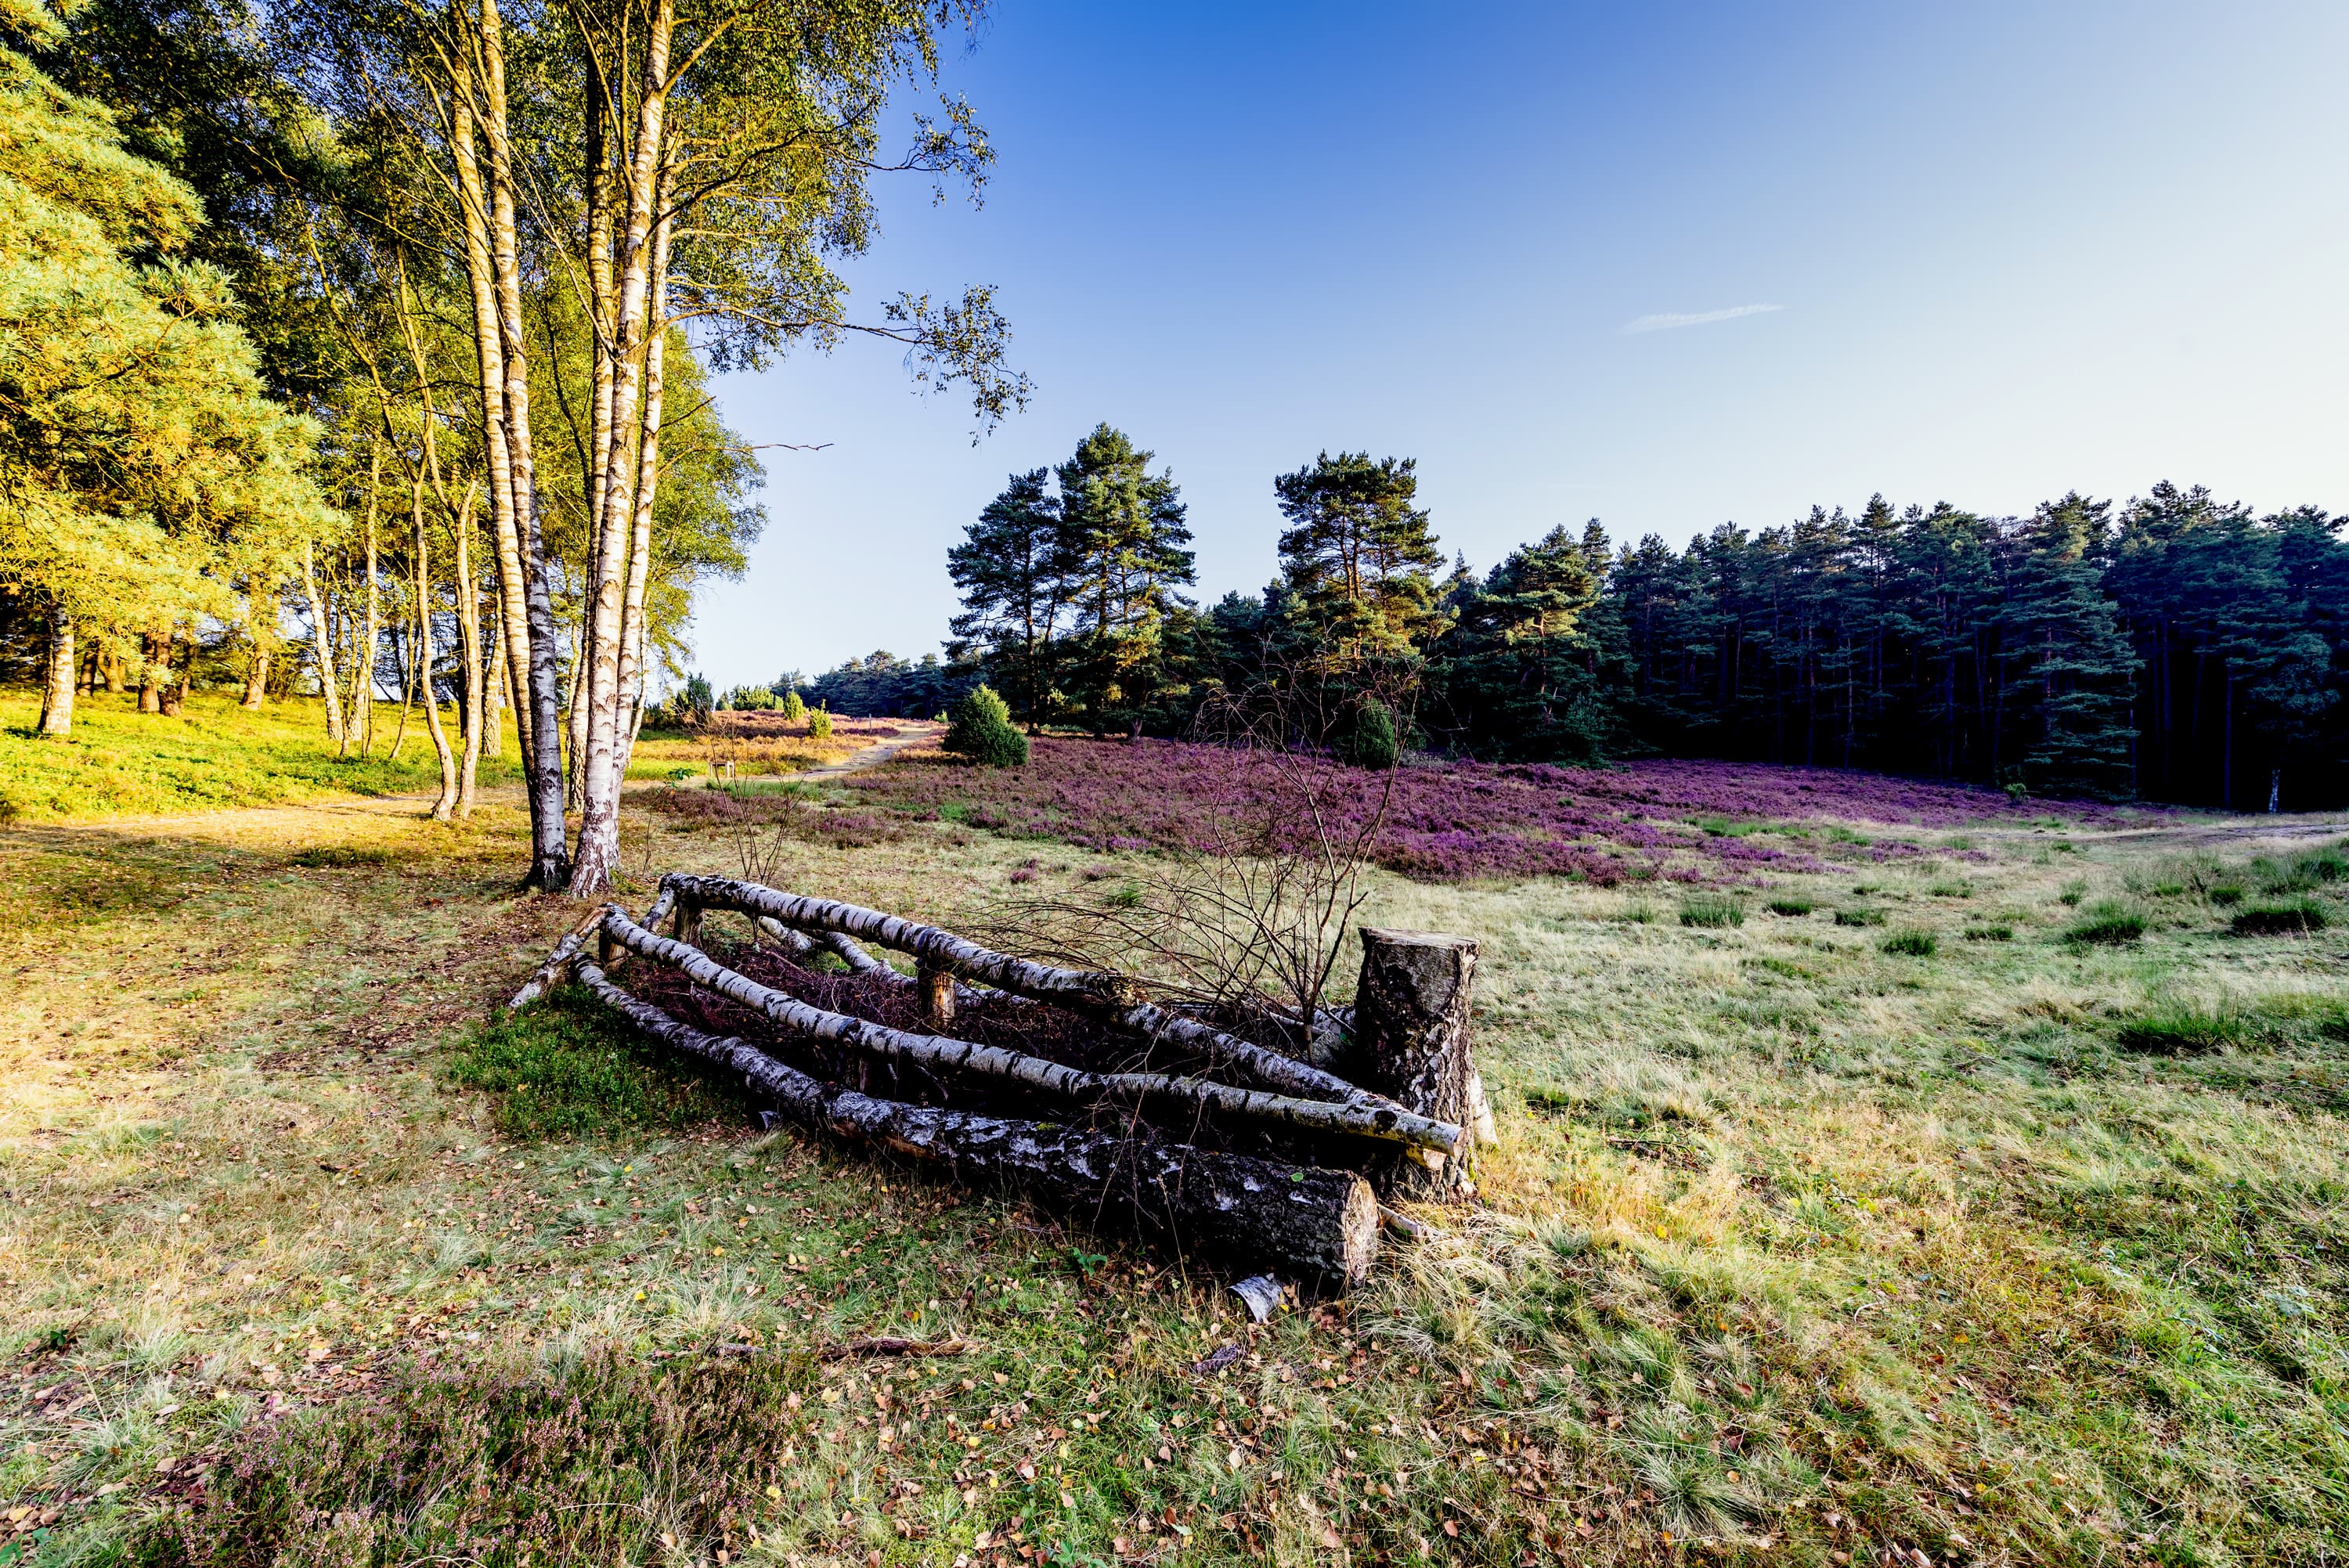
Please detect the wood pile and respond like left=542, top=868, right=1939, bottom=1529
left=509, top=874, right=1491, bottom=1290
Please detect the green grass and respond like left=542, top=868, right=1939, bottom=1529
left=442, top=992, right=757, bottom=1141
left=2064, top=899, right=2149, bottom=945
left=0, top=689, right=518, bottom=819
left=1962, top=921, right=2014, bottom=941
left=1831, top=906, right=1884, bottom=927
left=1762, top=896, right=1814, bottom=917
left=2231, top=899, right=2329, bottom=937
left=1878, top=928, right=1938, bottom=957
left=4, top=726, right=2348, bottom=1568
left=1676, top=892, right=1745, bottom=928
left=2116, top=997, right=2250, bottom=1055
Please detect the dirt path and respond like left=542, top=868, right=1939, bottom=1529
left=795, top=721, right=940, bottom=780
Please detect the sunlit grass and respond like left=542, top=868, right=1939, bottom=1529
left=0, top=737, right=2343, bottom=1567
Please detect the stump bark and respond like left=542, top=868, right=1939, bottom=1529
left=1351, top=926, right=1481, bottom=1199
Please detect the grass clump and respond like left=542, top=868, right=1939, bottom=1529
left=2230, top=899, right=2328, bottom=937
left=1963, top=922, right=2014, bottom=941
left=1677, top=892, right=1745, bottom=928
left=288, top=845, right=399, bottom=867
left=1879, top=928, right=1938, bottom=957
left=442, top=992, right=752, bottom=1140
left=2064, top=899, right=2149, bottom=946
left=2207, top=882, right=2246, bottom=907
left=128, top=1348, right=806, bottom=1566
left=1763, top=896, right=1814, bottom=917
left=2116, top=997, right=2249, bottom=1055
left=1831, top=907, right=1883, bottom=928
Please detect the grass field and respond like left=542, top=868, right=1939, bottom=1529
left=2, top=723, right=2346, bottom=1567
left=0, top=693, right=522, bottom=821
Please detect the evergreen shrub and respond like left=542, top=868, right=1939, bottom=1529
left=944, top=685, right=1028, bottom=768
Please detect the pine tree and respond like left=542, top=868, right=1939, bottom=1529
left=948, top=469, right=1066, bottom=730
left=1273, top=451, right=1443, bottom=664
left=1054, top=424, right=1196, bottom=733
left=1999, top=494, right=2137, bottom=798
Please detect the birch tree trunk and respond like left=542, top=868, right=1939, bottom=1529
left=453, top=485, right=485, bottom=816
left=451, top=94, right=532, bottom=777
left=608, top=187, right=673, bottom=792
left=567, top=0, right=673, bottom=897
left=456, top=6, right=569, bottom=886
left=38, top=603, right=73, bottom=737
left=301, top=540, right=347, bottom=748
left=413, top=481, right=457, bottom=818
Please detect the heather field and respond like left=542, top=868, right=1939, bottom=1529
left=5, top=737, right=2347, bottom=1568
left=851, top=737, right=2160, bottom=885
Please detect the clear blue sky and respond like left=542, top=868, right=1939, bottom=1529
left=691, top=0, right=2349, bottom=689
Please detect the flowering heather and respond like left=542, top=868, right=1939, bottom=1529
left=853, top=739, right=2156, bottom=886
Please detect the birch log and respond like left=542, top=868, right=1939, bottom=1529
left=661, top=877, right=1434, bottom=1128
left=572, top=959, right=1379, bottom=1285
left=596, top=909, right=1458, bottom=1153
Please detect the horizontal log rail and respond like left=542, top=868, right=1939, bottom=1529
left=661, top=876, right=1423, bottom=1126
left=597, top=908, right=1460, bottom=1153
left=571, top=956, right=1379, bottom=1285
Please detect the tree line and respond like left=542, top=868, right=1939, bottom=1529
left=1, top=0, right=1020, bottom=885
left=902, top=427, right=2347, bottom=809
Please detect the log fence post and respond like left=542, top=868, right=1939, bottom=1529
left=1351, top=926, right=1481, bottom=1199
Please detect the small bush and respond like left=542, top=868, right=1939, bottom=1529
left=2117, top=999, right=2246, bottom=1055
left=1879, top=929, right=1938, bottom=957
left=1678, top=892, right=1745, bottom=928
left=443, top=993, right=753, bottom=1139
left=1763, top=896, right=1815, bottom=917
left=778, top=687, right=807, bottom=723
left=944, top=685, right=1028, bottom=768
left=1963, top=922, right=2014, bottom=941
left=2231, top=899, right=2327, bottom=937
left=2207, top=883, right=2246, bottom=907
left=1832, top=907, right=1884, bottom=928
left=2065, top=899, right=2149, bottom=946
left=807, top=708, right=832, bottom=741
left=1331, top=701, right=1399, bottom=770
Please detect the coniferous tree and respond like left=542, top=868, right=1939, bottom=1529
left=1272, top=452, right=1444, bottom=665
left=1054, top=424, right=1196, bottom=734
left=947, top=468, right=1065, bottom=729
left=1997, top=494, right=2136, bottom=798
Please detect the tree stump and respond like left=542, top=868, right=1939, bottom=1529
left=1351, top=926, right=1480, bottom=1199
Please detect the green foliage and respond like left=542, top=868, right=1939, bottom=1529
left=777, top=687, right=806, bottom=723
left=1763, top=896, right=1814, bottom=916
left=0, top=4, right=332, bottom=715
left=943, top=683, right=1027, bottom=768
left=1963, top=922, right=2014, bottom=940
left=1274, top=449, right=1444, bottom=661
left=442, top=993, right=751, bottom=1141
left=1878, top=928, right=1938, bottom=957
left=2064, top=899, right=2149, bottom=945
left=1677, top=892, right=1745, bottom=928
left=2230, top=899, right=2327, bottom=937
left=1831, top=907, right=1884, bottom=928
left=1330, top=700, right=1398, bottom=769
left=806, top=708, right=832, bottom=741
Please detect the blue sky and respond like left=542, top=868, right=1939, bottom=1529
left=692, top=0, right=2349, bottom=688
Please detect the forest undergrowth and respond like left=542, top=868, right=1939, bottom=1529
left=0, top=741, right=2344, bottom=1567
